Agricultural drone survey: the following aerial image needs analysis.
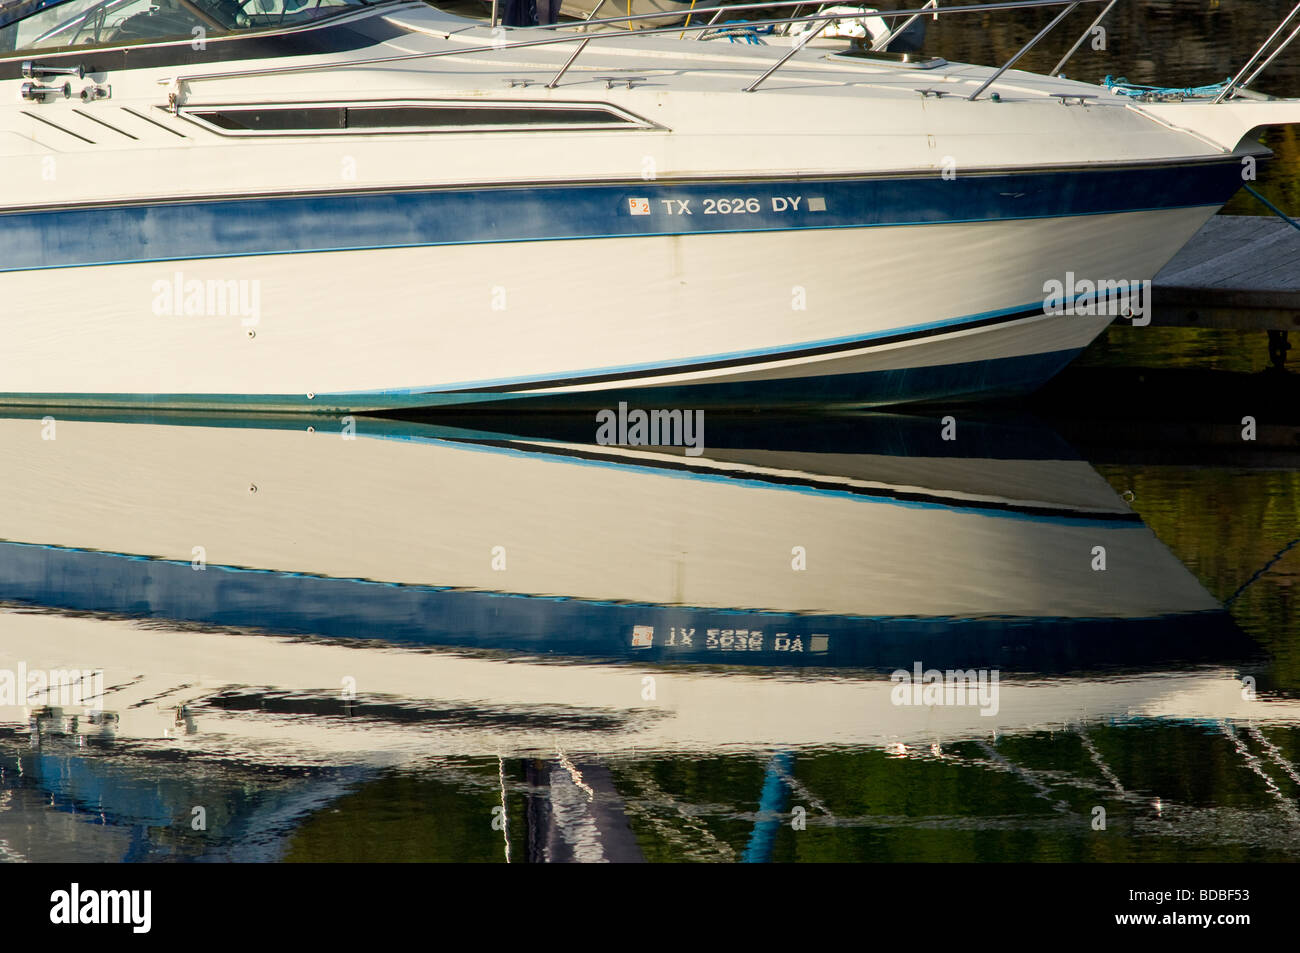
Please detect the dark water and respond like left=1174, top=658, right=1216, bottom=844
left=1, top=2, right=1298, bottom=864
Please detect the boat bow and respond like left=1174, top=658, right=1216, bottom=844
left=1133, top=98, right=1300, bottom=153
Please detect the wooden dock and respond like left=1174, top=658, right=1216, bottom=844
left=1153, top=215, right=1300, bottom=331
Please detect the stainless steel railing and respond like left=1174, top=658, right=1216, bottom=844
left=965, top=1, right=1078, bottom=100
left=1213, top=1, right=1300, bottom=103
left=1048, top=0, right=1116, bottom=77
left=163, top=0, right=1296, bottom=107
left=165, top=0, right=1112, bottom=99
left=870, top=0, right=938, bottom=53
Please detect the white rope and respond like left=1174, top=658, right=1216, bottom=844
left=498, top=753, right=512, bottom=864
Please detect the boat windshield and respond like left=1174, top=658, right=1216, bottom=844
left=0, top=0, right=375, bottom=54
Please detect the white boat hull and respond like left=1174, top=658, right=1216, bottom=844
left=0, top=204, right=1217, bottom=410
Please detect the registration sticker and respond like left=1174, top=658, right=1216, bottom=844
left=627, top=197, right=651, bottom=215
left=631, top=625, right=654, bottom=648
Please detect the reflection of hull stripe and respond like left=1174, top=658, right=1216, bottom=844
left=0, top=541, right=1230, bottom=671
left=434, top=436, right=1141, bottom=523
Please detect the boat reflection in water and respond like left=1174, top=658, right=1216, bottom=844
left=0, top=411, right=1293, bottom=862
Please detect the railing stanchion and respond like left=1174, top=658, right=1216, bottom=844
left=1049, top=0, right=1116, bottom=76
left=1239, top=20, right=1300, bottom=91
left=548, top=36, right=593, bottom=88
left=743, top=18, right=830, bottom=91
left=695, top=5, right=729, bottom=40
left=583, top=0, right=609, bottom=33
left=871, top=0, right=938, bottom=53
left=968, top=1, right=1078, bottom=101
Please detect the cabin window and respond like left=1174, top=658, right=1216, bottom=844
left=183, top=101, right=652, bottom=134
left=0, top=0, right=372, bottom=55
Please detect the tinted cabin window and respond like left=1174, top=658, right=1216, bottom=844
left=190, top=104, right=637, bottom=132
left=345, top=106, right=629, bottom=127
left=0, top=0, right=370, bottom=54
left=200, top=106, right=348, bottom=130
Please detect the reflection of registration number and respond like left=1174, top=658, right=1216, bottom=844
left=706, top=628, right=764, bottom=651
left=703, top=198, right=762, bottom=214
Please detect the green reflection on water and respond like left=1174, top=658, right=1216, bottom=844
left=282, top=761, right=527, bottom=862
left=1078, top=328, right=1285, bottom=374
left=1093, top=465, right=1300, bottom=690
left=277, top=722, right=1300, bottom=862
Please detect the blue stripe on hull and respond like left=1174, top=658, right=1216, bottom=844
left=515, top=345, right=1089, bottom=410
left=0, top=541, right=1243, bottom=673
left=0, top=161, right=1245, bottom=271
left=0, top=346, right=1084, bottom=412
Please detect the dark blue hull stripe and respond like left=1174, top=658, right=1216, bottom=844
left=0, top=407, right=1092, bottom=460
left=434, top=433, right=1140, bottom=523
left=0, top=541, right=1238, bottom=672
left=0, top=160, right=1244, bottom=272
left=574, top=345, right=1089, bottom=409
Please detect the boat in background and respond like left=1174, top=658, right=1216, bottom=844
left=542, top=0, right=698, bottom=29
left=2, top=0, right=1299, bottom=412
left=521, top=0, right=928, bottom=50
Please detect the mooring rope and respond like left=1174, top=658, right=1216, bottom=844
left=1225, top=536, right=1300, bottom=606
left=1243, top=184, right=1300, bottom=234
left=1102, top=75, right=1231, bottom=100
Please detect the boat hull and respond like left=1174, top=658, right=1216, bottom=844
left=0, top=172, right=1231, bottom=411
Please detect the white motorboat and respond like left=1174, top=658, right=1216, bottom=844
left=1, top=0, right=1298, bottom=412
